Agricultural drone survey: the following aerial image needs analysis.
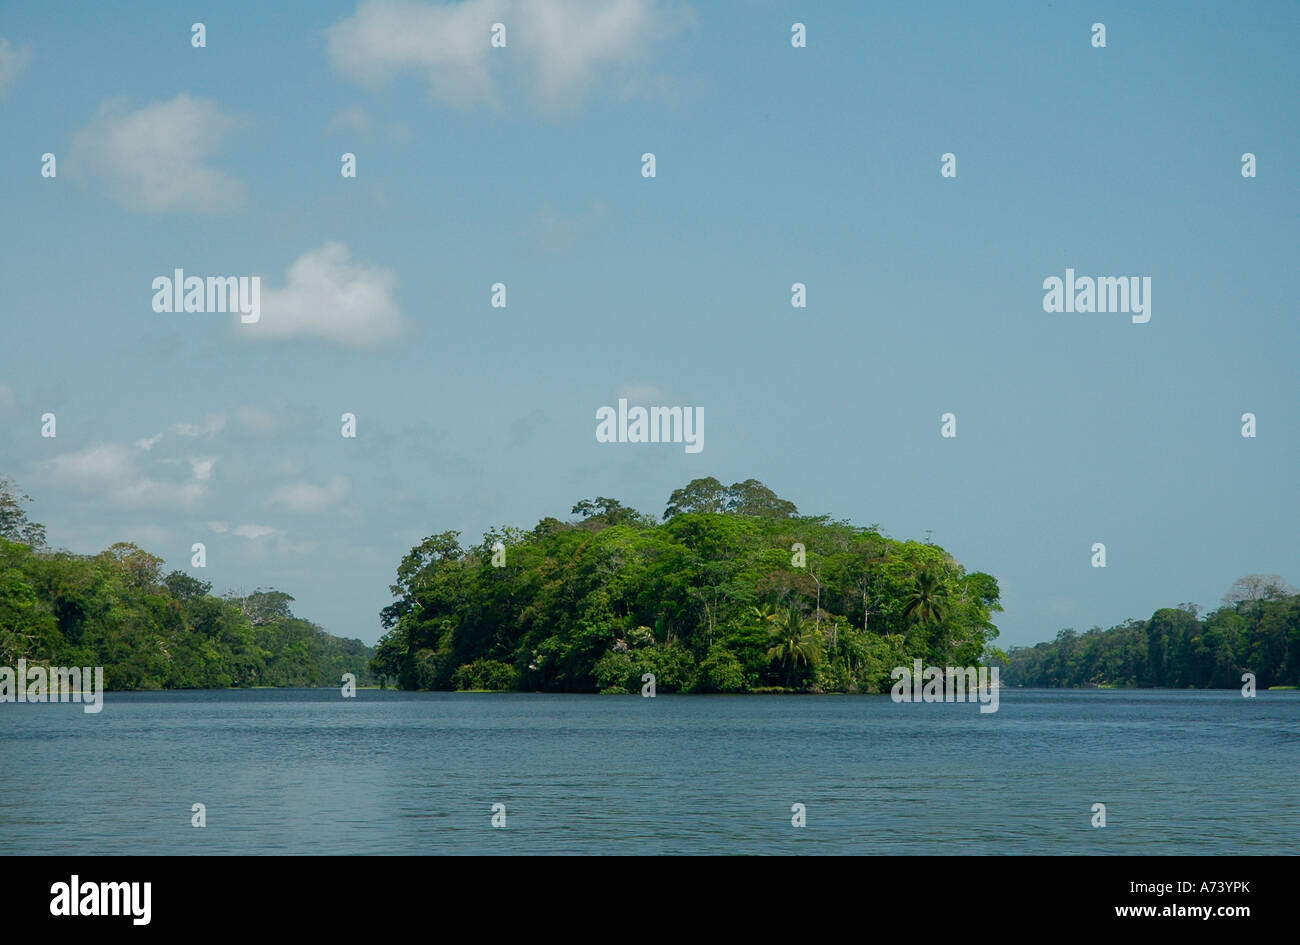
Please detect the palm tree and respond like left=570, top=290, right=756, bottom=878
left=766, top=608, right=823, bottom=688
left=902, top=569, right=950, bottom=651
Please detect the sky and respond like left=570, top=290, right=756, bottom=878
left=0, top=0, right=1296, bottom=649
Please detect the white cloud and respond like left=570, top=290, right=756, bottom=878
left=43, top=443, right=135, bottom=485
left=233, top=530, right=317, bottom=562
left=234, top=523, right=278, bottom=540
left=40, top=442, right=213, bottom=509
left=326, top=0, right=671, bottom=114
left=514, top=0, right=662, bottom=113
left=107, top=478, right=207, bottom=509
left=0, top=383, right=17, bottom=410
left=173, top=414, right=227, bottom=437
left=0, top=39, right=32, bottom=98
left=135, top=432, right=164, bottom=451
left=269, top=475, right=351, bottom=514
left=189, top=457, right=216, bottom=481
left=209, top=520, right=230, bottom=533
left=327, top=0, right=498, bottom=108
left=253, top=243, right=402, bottom=347
left=69, top=93, right=246, bottom=214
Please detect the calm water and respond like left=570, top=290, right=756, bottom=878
left=1, top=689, right=1296, bottom=854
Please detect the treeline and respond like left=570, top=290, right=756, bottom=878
left=0, top=478, right=374, bottom=689
left=1002, top=576, right=1300, bottom=689
left=373, top=477, right=1004, bottom=693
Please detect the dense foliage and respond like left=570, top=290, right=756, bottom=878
left=0, top=477, right=374, bottom=689
left=373, top=477, right=1005, bottom=693
left=1002, top=575, right=1300, bottom=688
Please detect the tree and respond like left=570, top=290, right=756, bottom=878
left=103, top=542, right=164, bottom=591
left=0, top=478, right=47, bottom=548
left=571, top=497, right=648, bottom=527
left=663, top=477, right=798, bottom=520
left=164, top=570, right=212, bottom=600
left=902, top=568, right=950, bottom=650
left=663, top=477, right=728, bottom=519
left=724, top=479, right=798, bottom=518
left=387, top=531, right=463, bottom=607
left=234, top=588, right=296, bottom=625
left=1223, top=574, right=1297, bottom=607
left=765, top=607, right=823, bottom=688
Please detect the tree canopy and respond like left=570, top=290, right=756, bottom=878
left=663, top=477, right=799, bottom=521
left=1001, top=579, right=1300, bottom=689
left=373, top=477, right=1003, bottom=693
left=0, top=477, right=373, bottom=689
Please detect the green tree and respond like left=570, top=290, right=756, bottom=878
left=902, top=568, right=950, bottom=651
left=765, top=608, right=823, bottom=688
left=663, top=477, right=729, bottom=519
left=571, top=497, right=650, bottom=528
left=163, top=570, right=212, bottom=600
left=724, top=479, right=798, bottom=519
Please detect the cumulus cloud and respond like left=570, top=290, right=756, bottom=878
left=269, top=475, right=351, bottom=514
left=69, top=93, right=246, bottom=213
left=189, top=457, right=216, bottom=481
left=326, top=0, right=673, bottom=114
left=233, top=523, right=278, bottom=540
left=515, top=0, right=665, bottom=112
left=43, top=443, right=135, bottom=484
left=209, top=520, right=230, bottom=533
left=253, top=243, right=402, bottom=347
left=135, top=432, right=164, bottom=451
left=40, top=442, right=214, bottom=509
left=0, top=39, right=32, bottom=98
left=327, top=0, right=498, bottom=108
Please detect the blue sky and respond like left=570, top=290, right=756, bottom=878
left=1, top=0, right=1296, bottom=648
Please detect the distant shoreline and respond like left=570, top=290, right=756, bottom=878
left=16, top=685, right=1296, bottom=696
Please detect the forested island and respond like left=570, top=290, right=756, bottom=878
left=372, top=477, right=1004, bottom=692
left=373, top=477, right=1298, bottom=693
left=0, top=478, right=374, bottom=689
